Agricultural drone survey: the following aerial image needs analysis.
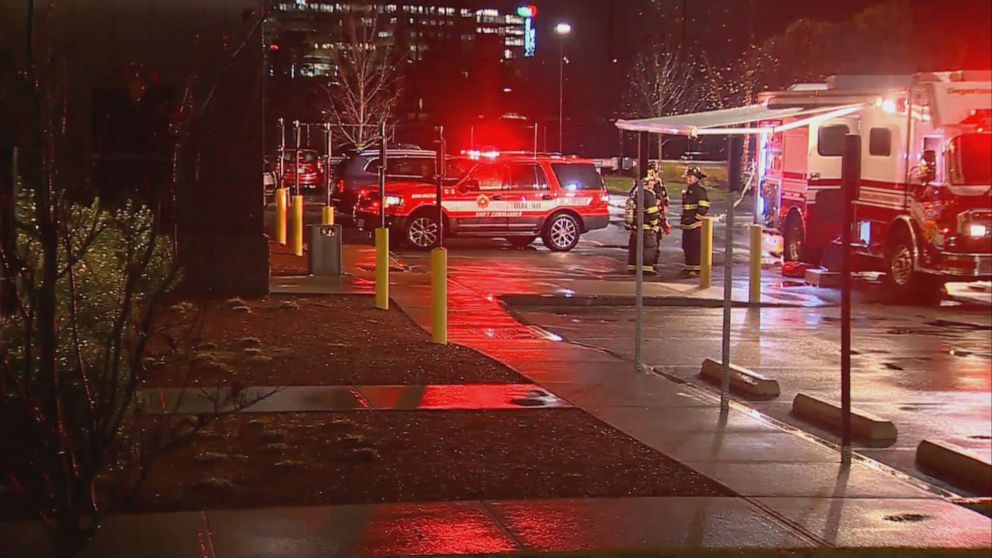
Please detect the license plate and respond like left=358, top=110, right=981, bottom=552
left=356, top=218, right=365, bottom=230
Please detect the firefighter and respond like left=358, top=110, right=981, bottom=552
left=680, top=166, right=710, bottom=275
left=626, top=174, right=662, bottom=274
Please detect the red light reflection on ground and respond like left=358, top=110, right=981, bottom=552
left=359, top=384, right=567, bottom=410
left=355, top=503, right=519, bottom=555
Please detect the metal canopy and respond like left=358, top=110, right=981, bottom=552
left=615, top=103, right=865, bottom=136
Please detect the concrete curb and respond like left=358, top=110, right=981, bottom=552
left=478, top=550, right=992, bottom=558
left=500, top=293, right=810, bottom=309
left=699, top=358, right=781, bottom=398
left=791, top=393, right=897, bottom=443
left=917, top=439, right=992, bottom=494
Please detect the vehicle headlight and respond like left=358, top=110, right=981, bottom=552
left=383, top=195, right=404, bottom=207
left=968, top=223, right=988, bottom=238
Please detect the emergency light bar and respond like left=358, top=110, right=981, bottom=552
left=463, top=149, right=500, bottom=160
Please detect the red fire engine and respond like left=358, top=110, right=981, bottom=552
left=756, top=72, right=991, bottom=296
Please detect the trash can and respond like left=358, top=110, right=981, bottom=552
left=309, top=224, right=343, bottom=276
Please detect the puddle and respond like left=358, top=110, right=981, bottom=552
left=510, top=389, right=561, bottom=408
left=898, top=403, right=943, bottom=411
left=883, top=513, right=929, bottom=523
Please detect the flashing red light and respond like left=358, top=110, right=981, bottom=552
left=269, top=43, right=280, bottom=52
left=464, top=149, right=500, bottom=160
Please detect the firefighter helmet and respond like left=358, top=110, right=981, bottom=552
left=683, top=166, right=707, bottom=179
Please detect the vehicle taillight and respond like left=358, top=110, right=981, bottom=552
left=337, top=179, right=344, bottom=194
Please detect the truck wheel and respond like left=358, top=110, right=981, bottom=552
left=783, top=214, right=805, bottom=262
left=884, top=229, right=944, bottom=304
left=508, top=236, right=537, bottom=249
left=405, top=213, right=440, bottom=250
left=542, top=213, right=580, bottom=252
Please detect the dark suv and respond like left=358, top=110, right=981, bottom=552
left=332, top=148, right=436, bottom=211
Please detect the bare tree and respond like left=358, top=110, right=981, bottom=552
left=698, top=43, right=776, bottom=110
left=319, top=19, right=403, bottom=151
left=624, top=49, right=705, bottom=119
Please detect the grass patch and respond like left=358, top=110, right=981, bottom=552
left=605, top=162, right=729, bottom=201
left=604, top=176, right=634, bottom=195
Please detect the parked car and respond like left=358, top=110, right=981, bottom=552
left=279, top=149, right=327, bottom=203
left=352, top=153, right=611, bottom=251
left=332, top=147, right=436, bottom=212
left=263, top=169, right=277, bottom=205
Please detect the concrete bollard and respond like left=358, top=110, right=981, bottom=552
left=291, top=195, right=304, bottom=256
left=431, top=247, right=447, bottom=344
left=375, top=227, right=389, bottom=310
left=275, top=188, right=288, bottom=245
left=322, top=205, right=335, bottom=226
left=792, top=393, right=897, bottom=443
left=700, top=216, right=714, bottom=289
left=749, top=224, right=762, bottom=305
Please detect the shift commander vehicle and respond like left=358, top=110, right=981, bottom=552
left=353, top=152, right=611, bottom=251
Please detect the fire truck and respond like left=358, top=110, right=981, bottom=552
left=755, top=72, right=992, bottom=297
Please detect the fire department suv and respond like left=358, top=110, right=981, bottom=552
left=352, top=154, right=611, bottom=251
left=754, top=71, right=991, bottom=297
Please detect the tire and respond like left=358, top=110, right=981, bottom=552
left=404, top=213, right=441, bottom=250
left=542, top=213, right=581, bottom=252
left=884, top=228, right=944, bottom=304
left=508, top=236, right=537, bottom=249
left=783, top=213, right=805, bottom=263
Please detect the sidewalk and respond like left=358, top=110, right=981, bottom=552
left=5, top=245, right=988, bottom=557
left=272, top=246, right=988, bottom=553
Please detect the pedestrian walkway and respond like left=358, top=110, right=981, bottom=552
left=281, top=248, right=992, bottom=551
left=139, top=384, right=570, bottom=413
left=6, top=246, right=988, bottom=557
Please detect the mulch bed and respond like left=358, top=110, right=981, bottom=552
left=270, top=240, right=309, bottom=276
left=144, top=295, right=524, bottom=387
left=131, top=409, right=732, bottom=512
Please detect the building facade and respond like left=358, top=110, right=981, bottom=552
left=265, top=1, right=538, bottom=150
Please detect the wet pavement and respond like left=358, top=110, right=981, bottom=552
left=511, top=302, right=991, bottom=497
left=140, top=384, right=570, bottom=413
left=274, top=201, right=990, bottom=497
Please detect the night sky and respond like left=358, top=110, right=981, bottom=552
left=479, top=0, right=992, bottom=154
left=2, top=0, right=990, bottom=156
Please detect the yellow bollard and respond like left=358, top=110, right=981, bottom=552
left=431, top=247, right=447, bottom=344
left=700, top=216, right=714, bottom=289
left=375, top=227, right=389, bottom=310
left=274, top=188, right=287, bottom=245
left=291, top=195, right=304, bottom=256
left=322, top=205, right=335, bottom=226
left=749, top=224, right=762, bottom=305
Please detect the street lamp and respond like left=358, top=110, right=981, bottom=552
left=555, top=22, right=571, bottom=154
